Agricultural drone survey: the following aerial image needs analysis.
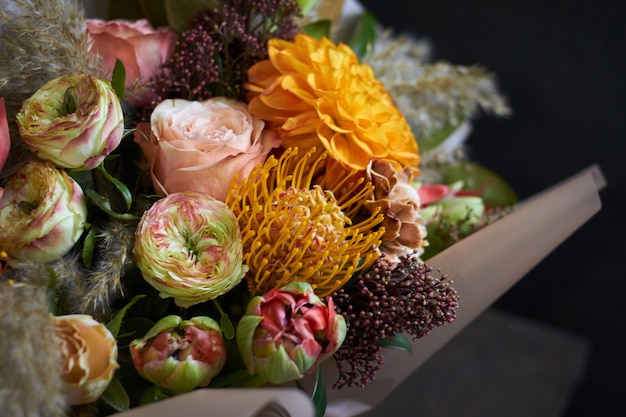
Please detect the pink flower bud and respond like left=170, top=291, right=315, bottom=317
left=236, top=282, right=346, bottom=384
left=130, top=315, right=227, bottom=393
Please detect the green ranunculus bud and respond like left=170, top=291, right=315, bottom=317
left=129, top=315, right=226, bottom=393
left=16, top=73, right=124, bottom=170
left=237, top=282, right=346, bottom=384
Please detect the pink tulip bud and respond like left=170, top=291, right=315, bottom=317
left=237, top=282, right=346, bottom=384
left=130, top=315, right=227, bottom=393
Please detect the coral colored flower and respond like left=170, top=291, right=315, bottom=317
left=134, top=191, right=247, bottom=307
left=0, top=160, right=87, bottom=263
left=245, top=33, right=420, bottom=171
left=0, top=98, right=10, bottom=174
left=130, top=315, right=226, bottom=393
left=226, top=147, right=384, bottom=297
left=86, top=19, right=177, bottom=108
left=236, top=282, right=346, bottom=384
left=52, top=314, right=119, bottom=405
left=135, top=97, right=280, bottom=201
left=16, top=73, right=124, bottom=170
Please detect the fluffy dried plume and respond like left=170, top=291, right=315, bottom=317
left=368, top=31, right=511, bottom=162
left=0, top=281, right=66, bottom=417
left=0, top=0, right=100, bottom=176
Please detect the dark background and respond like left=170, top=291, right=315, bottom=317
left=359, top=0, right=623, bottom=416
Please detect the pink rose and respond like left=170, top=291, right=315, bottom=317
left=86, top=19, right=177, bottom=107
left=135, top=97, right=280, bottom=201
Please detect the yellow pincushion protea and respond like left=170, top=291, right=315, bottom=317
left=245, top=33, right=420, bottom=172
left=226, top=147, right=384, bottom=297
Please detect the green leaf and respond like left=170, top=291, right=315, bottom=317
left=378, top=332, right=412, bottom=354
left=101, top=376, right=130, bottom=412
left=311, top=365, right=327, bottom=417
left=107, top=294, right=147, bottom=338
left=348, top=11, right=377, bottom=61
left=302, top=19, right=332, bottom=40
left=440, top=162, right=519, bottom=208
left=111, top=59, right=126, bottom=101
left=209, top=369, right=255, bottom=388
left=139, top=385, right=171, bottom=406
left=212, top=299, right=235, bottom=340
left=96, top=163, right=133, bottom=212
left=295, top=0, right=317, bottom=15
left=165, top=0, right=222, bottom=34
left=420, top=233, right=444, bottom=261
left=417, top=122, right=463, bottom=152
left=86, top=189, right=138, bottom=221
left=82, top=224, right=96, bottom=269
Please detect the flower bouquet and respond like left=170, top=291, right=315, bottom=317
left=0, top=1, right=604, bottom=417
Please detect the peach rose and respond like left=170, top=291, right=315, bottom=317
left=86, top=19, right=177, bottom=107
left=135, top=97, right=280, bottom=201
left=52, top=314, right=119, bottom=405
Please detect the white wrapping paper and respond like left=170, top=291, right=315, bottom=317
left=112, top=165, right=604, bottom=417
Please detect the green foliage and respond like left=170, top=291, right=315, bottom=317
left=165, top=0, right=223, bottom=34
left=101, top=376, right=130, bottom=411
left=82, top=223, right=97, bottom=268
left=111, top=58, right=126, bottom=100
left=311, top=365, right=327, bottom=417
left=378, top=332, right=412, bottom=354
left=349, top=11, right=377, bottom=61
left=441, top=162, right=518, bottom=208
left=302, top=19, right=332, bottom=40
left=96, top=161, right=134, bottom=212
left=107, top=294, right=147, bottom=337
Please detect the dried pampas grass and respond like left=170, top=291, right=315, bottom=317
left=0, top=0, right=100, bottom=177
left=0, top=281, right=66, bottom=417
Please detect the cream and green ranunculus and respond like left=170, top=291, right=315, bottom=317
left=16, top=73, right=124, bottom=170
left=133, top=191, right=248, bottom=307
left=0, top=160, right=87, bottom=263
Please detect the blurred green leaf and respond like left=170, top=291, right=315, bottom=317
left=96, top=162, right=133, bottom=212
left=295, top=0, right=317, bottom=16
left=349, top=11, right=377, bottom=61
left=417, top=122, right=463, bottom=152
left=111, top=59, right=126, bottom=101
left=165, top=0, right=222, bottom=34
left=441, top=162, right=519, bottom=208
left=302, top=19, right=332, bottom=40
left=312, top=365, right=326, bottom=417
left=82, top=224, right=96, bottom=269
left=86, top=189, right=138, bottom=221
left=101, top=377, right=130, bottom=412
left=378, top=332, right=412, bottom=353
left=107, top=294, right=147, bottom=337
left=421, top=233, right=444, bottom=261
left=213, top=299, right=235, bottom=340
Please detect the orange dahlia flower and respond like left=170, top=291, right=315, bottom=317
left=245, top=34, right=420, bottom=172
